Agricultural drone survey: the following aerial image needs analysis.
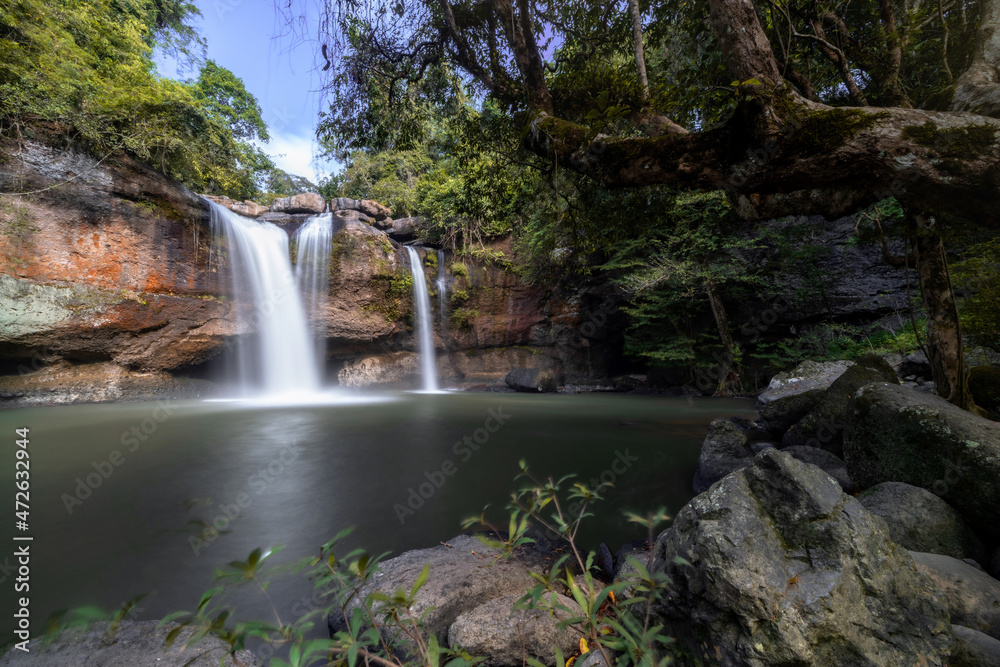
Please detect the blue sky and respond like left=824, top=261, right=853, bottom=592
left=157, top=0, right=337, bottom=183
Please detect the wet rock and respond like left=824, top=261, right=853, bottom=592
left=783, top=354, right=899, bottom=455
left=335, top=534, right=563, bottom=647
left=757, top=388, right=825, bottom=436
left=909, top=552, right=1000, bottom=640
left=270, top=192, right=325, bottom=214
left=844, top=382, right=1000, bottom=541
left=780, top=445, right=855, bottom=493
left=968, top=365, right=1000, bottom=413
left=505, top=367, right=561, bottom=393
left=756, top=360, right=852, bottom=404
left=654, top=449, right=952, bottom=666
left=594, top=543, right=614, bottom=582
left=692, top=419, right=753, bottom=493
left=950, top=625, right=1000, bottom=667
left=858, top=482, right=986, bottom=562
left=0, top=620, right=259, bottom=666
left=447, top=593, right=580, bottom=666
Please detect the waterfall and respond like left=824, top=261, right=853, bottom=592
left=405, top=246, right=439, bottom=392
left=435, top=249, right=447, bottom=325
left=207, top=200, right=320, bottom=396
left=293, top=213, right=333, bottom=371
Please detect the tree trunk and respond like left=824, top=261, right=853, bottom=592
left=627, top=0, right=650, bottom=102
left=705, top=279, right=741, bottom=396
left=952, top=0, right=1000, bottom=117
left=910, top=212, right=978, bottom=412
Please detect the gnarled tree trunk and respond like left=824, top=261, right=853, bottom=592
left=910, top=212, right=977, bottom=412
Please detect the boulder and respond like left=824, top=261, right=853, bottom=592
left=653, top=449, right=952, bottom=667
left=858, top=482, right=986, bottom=562
left=900, top=350, right=933, bottom=379
left=504, top=368, right=561, bottom=393
left=756, top=359, right=852, bottom=404
left=966, top=347, right=1000, bottom=368
left=780, top=445, right=855, bottom=493
left=256, top=211, right=313, bottom=225
left=0, top=620, right=259, bottom=666
left=332, top=208, right=373, bottom=224
left=968, top=365, right=1000, bottom=413
left=909, top=552, right=1000, bottom=640
left=201, top=194, right=268, bottom=218
left=950, top=625, right=1000, bottom=667
left=333, top=197, right=362, bottom=211
left=843, top=382, right=1000, bottom=541
left=389, top=217, right=425, bottom=242
left=358, top=199, right=392, bottom=221
left=757, top=388, right=825, bottom=436
left=447, top=593, right=580, bottom=666
left=270, top=192, right=325, bottom=214
left=334, top=534, right=562, bottom=647
left=692, top=419, right=753, bottom=493
left=782, top=354, right=899, bottom=455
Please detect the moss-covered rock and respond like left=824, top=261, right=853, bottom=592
left=654, top=449, right=952, bottom=666
left=844, top=382, right=1000, bottom=542
left=782, top=354, right=898, bottom=455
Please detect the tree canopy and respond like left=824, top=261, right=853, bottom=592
left=0, top=0, right=274, bottom=200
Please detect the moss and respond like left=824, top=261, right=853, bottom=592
left=783, top=108, right=890, bottom=154
left=901, top=121, right=997, bottom=158
left=450, top=289, right=469, bottom=306
left=364, top=271, right=412, bottom=322
left=451, top=262, right=468, bottom=277
left=424, top=251, right=437, bottom=269
left=450, top=306, right=478, bottom=330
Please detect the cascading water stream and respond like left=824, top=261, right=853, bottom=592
left=405, top=246, right=439, bottom=392
left=435, top=248, right=447, bottom=326
left=293, top=213, right=334, bottom=371
left=207, top=200, right=320, bottom=397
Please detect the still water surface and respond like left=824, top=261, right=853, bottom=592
left=0, top=392, right=754, bottom=641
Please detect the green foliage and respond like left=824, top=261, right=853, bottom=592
left=953, top=238, right=1000, bottom=348
left=0, top=0, right=274, bottom=200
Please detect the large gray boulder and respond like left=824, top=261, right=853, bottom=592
left=951, top=625, right=1000, bottom=667
left=447, top=593, right=580, bottom=666
left=780, top=445, right=855, bottom=493
left=504, top=368, right=561, bottom=393
left=0, top=621, right=258, bottom=666
left=692, top=419, right=753, bottom=493
left=334, top=534, right=561, bottom=647
left=843, top=382, right=1000, bottom=541
left=653, top=449, right=952, bottom=666
left=270, top=192, right=325, bottom=214
left=909, top=552, right=1000, bottom=641
left=782, top=354, right=899, bottom=455
left=756, top=360, right=852, bottom=404
left=859, top=482, right=986, bottom=562
left=757, top=388, right=825, bottom=436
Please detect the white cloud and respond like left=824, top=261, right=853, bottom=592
left=257, top=131, right=336, bottom=184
